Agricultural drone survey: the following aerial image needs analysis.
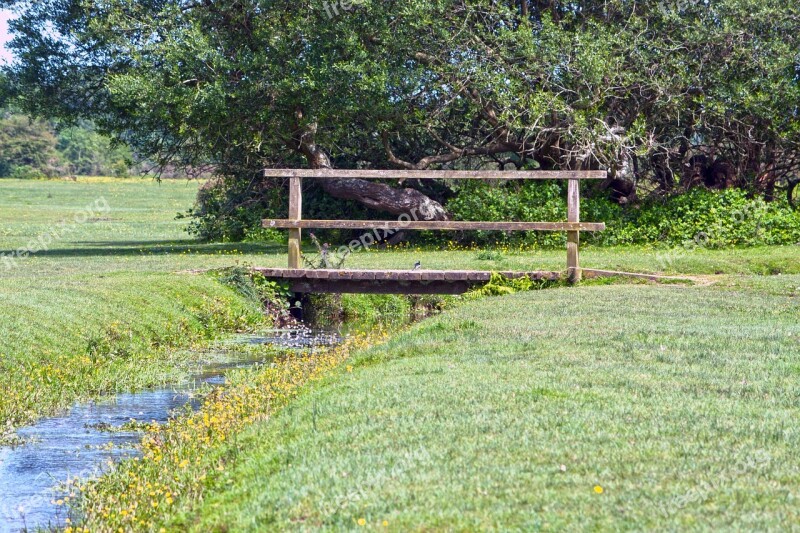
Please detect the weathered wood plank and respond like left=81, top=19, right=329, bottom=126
left=238, top=267, right=699, bottom=294
left=252, top=268, right=561, bottom=283
left=275, top=269, right=693, bottom=294
left=263, top=169, right=606, bottom=180
left=567, top=179, right=581, bottom=283
left=280, top=272, right=563, bottom=295
left=444, top=271, right=463, bottom=281
left=332, top=269, right=351, bottom=280
left=373, top=271, right=391, bottom=281
left=288, top=279, right=477, bottom=295
left=288, top=177, right=302, bottom=269
left=427, top=270, right=446, bottom=281
left=467, top=271, right=488, bottom=281
left=263, top=219, right=605, bottom=232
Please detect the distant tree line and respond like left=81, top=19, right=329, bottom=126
left=0, top=111, right=133, bottom=178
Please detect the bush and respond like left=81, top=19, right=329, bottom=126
left=598, top=188, right=800, bottom=247
left=445, top=180, right=568, bottom=247
left=445, top=181, right=800, bottom=248
left=188, top=175, right=383, bottom=242
left=185, top=177, right=288, bottom=242
left=190, top=176, right=800, bottom=249
left=9, top=165, right=47, bottom=180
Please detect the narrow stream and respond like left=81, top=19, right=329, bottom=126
left=0, top=329, right=340, bottom=533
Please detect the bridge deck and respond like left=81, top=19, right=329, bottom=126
left=252, top=268, right=562, bottom=294
left=248, top=268, right=687, bottom=294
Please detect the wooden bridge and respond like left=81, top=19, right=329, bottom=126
left=261, top=169, right=608, bottom=294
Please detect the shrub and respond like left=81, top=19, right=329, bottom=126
left=190, top=176, right=800, bottom=248
left=445, top=181, right=800, bottom=248
left=9, top=165, right=48, bottom=180
left=598, top=188, right=800, bottom=247
left=445, top=180, right=568, bottom=247
left=187, top=176, right=375, bottom=242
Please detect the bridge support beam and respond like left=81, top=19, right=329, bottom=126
left=288, top=177, right=303, bottom=269
left=567, top=178, right=582, bottom=284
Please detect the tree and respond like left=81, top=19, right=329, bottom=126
left=57, top=123, right=133, bottom=176
left=0, top=113, right=61, bottom=177
left=2, top=0, right=798, bottom=233
left=0, top=110, right=134, bottom=178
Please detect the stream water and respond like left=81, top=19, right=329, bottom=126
left=0, top=329, right=340, bottom=533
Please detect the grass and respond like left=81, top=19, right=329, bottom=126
left=73, top=335, right=378, bottom=532
left=0, top=177, right=796, bottom=427
left=0, top=178, right=272, bottom=440
left=342, top=243, right=800, bottom=276
left=76, top=280, right=800, bottom=530
left=1, top=177, right=798, bottom=529
left=0, top=178, right=797, bottom=280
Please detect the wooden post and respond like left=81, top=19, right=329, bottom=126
left=288, top=177, right=302, bottom=269
left=567, top=179, right=581, bottom=283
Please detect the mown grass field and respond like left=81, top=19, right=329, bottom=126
left=78, top=277, right=800, bottom=531
left=198, top=281, right=800, bottom=530
left=1, top=177, right=799, bottom=530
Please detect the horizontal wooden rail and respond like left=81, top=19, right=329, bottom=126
left=263, top=169, right=606, bottom=180
left=264, top=219, right=606, bottom=232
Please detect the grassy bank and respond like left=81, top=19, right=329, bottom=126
left=0, top=178, right=274, bottom=441
left=75, top=276, right=800, bottom=530
left=3, top=176, right=792, bottom=439
left=0, top=272, right=267, bottom=442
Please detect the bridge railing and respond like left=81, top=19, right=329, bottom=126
left=262, top=169, right=607, bottom=283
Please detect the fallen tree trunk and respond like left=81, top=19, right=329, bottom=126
left=318, top=178, right=449, bottom=220
left=290, top=121, right=449, bottom=221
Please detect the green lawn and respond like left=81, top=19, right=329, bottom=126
left=192, top=282, right=800, bottom=530
left=1, top=177, right=799, bottom=529
left=0, top=177, right=797, bottom=435
left=79, top=279, right=800, bottom=531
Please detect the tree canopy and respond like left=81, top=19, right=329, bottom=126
left=2, top=0, right=798, bottom=229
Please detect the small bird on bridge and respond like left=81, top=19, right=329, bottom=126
left=413, top=261, right=421, bottom=270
